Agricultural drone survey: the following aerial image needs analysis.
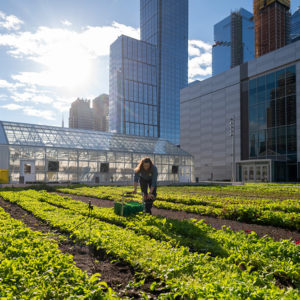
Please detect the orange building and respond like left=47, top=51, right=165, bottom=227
left=254, top=0, right=291, bottom=57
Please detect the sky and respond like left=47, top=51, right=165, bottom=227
left=0, top=0, right=299, bottom=126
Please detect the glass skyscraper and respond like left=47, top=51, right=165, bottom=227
left=248, top=65, right=297, bottom=181
left=140, top=0, right=189, bottom=145
left=291, top=7, right=300, bottom=42
left=109, top=35, right=158, bottom=138
left=212, top=8, right=254, bottom=76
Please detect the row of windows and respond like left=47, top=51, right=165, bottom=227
left=124, top=80, right=157, bottom=105
left=140, top=0, right=158, bottom=23
left=122, top=37, right=156, bottom=66
left=249, top=65, right=296, bottom=106
left=124, top=101, right=158, bottom=125
left=249, top=95, right=296, bottom=130
left=125, top=122, right=158, bottom=138
left=141, top=16, right=158, bottom=42
left=123, top=59, right=156, bottom=85
left=142, top=34, right=158, bottom=45
left=248, top=65, right=297, bottom=163
left=9, top=148, right=187, bottom=164
left=249, top=125, right=297, bottom=160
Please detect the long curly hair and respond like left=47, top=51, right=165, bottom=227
left=134, top=157, right=153, bottom=174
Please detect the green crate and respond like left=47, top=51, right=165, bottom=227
left=114, top=201, right=144, bottom=217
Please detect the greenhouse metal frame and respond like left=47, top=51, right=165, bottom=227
left=0, top=121, right=194, bottom=184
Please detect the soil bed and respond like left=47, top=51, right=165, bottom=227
left=0, top=197, right=159, bottom=299
left=55, top=192, right=300, bottom=242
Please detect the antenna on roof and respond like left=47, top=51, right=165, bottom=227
left=62, top=113, right=64, bottom=128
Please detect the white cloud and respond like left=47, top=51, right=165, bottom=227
left=61, top=20, right=72, bottom=26
left=0, top=21, right=139, bottom=60
left=0, top=22, right=139, bottom=92
left=1, top=102, right=55, bottom=120
left=0, top=10, right=23, bottom=30
left=11, top=92, right=54, bottom=104
left=53, top=101, right=70, bottom=112
left=0, top=18, right=213, bottom=123
left=189, top=40, right=212, bottom=52
left=188, top=40, right=212, bottom=82
left=1, top=103, right=23, bottom=110
left=0, top=79, right=14, bottom=89
left=23, top=107, right=55, bottom=120
left=0, top=21, right=140, bottom=122
left=0, top=79, right=24, bottom=90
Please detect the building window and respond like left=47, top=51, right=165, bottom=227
left=248, top=65, right=296, bottom=164
left=48, top=161, right=59, bottom=172
left=24, top=164, right=32, bottom=174
left=100, top=163, right=109, bottom=173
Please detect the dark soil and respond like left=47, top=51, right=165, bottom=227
left=151, top=207, right=300, bottom=242
left=56, top=192, right=300, bottom=242
left=0, top=198, right=158, bottom=299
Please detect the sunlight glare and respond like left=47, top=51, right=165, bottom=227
left=38, top=42, right=93, bottom=90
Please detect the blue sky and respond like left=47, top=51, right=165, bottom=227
left=0, top=0, right=299, bottom=126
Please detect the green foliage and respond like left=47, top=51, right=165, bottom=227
left=0, top=189, right=299, bottom=299
left=0, top=206, right=116, bottom=299
left=57, top=185, right=300, bottom=230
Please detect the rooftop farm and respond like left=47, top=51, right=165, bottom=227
left=0, top=184, right=299, bottom=299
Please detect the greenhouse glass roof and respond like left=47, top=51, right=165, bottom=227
left=0, top=121, right=191, bottom=156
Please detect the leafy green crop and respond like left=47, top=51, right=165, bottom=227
left=0, top=190, right=299, bottom=299
left=0, top=206, right=116, bottom=299
left=56, top=185, right=300, bottom=230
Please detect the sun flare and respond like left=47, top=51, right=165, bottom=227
left=37, top=42, right=93, bottom=90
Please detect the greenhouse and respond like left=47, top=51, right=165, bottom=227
left=0, top=121, right=194, bottom=184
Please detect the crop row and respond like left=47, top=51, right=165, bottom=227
left=0, top=190, right=299, bottom=299
left=57, top=186, right=300, bottom=231
left=18, top=190, right=300, bottom=266
left=0, top=206, right=115, bottom=299
left=159, top=184, right=300, bottom=197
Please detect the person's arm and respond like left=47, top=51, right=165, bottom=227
left=133, top=172, right=139, bottom=194
left=149, top=167, right=158, bottom=198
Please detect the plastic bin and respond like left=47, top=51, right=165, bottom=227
left=114, top=201, right=144, bottom=217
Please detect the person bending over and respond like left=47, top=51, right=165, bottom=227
left=132, top=157, right=158, bottom=214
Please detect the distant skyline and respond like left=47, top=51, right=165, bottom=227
left=0, top=0, right=299, bottom=126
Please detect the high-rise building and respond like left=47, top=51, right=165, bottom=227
left=291, top=7, right=300, bottom=42
left=93, top=94, right=109, bottom=132
left=109, top=0, right=188, bottom=144
left=69, top=99, right=94, bottom=130
left=212, top=8, right=254, bottom=76
left=140, top=0, right=188, bottom=145
left=181, top=40, right=300, bottom=182
left=109, top=35, right=158, bottom=137
left=253, top=0, right=291, bottom=58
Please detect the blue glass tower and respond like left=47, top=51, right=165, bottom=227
left=140, top=0, right=189, bottom=145
left=212, top=8, right=254, bottom=76
left=212, top=16, right=231, bottom=75
left=291, top=7, right=300, bottom=42
left=109, top=36, right=158, bottom=137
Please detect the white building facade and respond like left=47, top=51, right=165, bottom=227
left=181, top=40, right=300, bottom=182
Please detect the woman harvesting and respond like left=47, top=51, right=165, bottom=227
left=132, top=157, right=158, bottom=214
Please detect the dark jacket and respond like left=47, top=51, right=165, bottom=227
left=134, top=165, right=158, bottom=188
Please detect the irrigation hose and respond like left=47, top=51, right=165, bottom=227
left=69, top=200, right=94, bottom=232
